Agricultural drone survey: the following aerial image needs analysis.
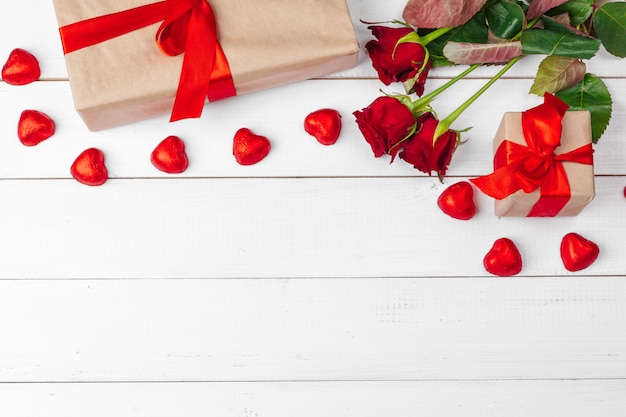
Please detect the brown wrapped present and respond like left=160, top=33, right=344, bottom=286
left=471, top=94, right=595, bottom=217
left=53, top=0, right=360, bottom=130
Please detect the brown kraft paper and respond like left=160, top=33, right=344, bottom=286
left=53, top=0, right=360, bottom=130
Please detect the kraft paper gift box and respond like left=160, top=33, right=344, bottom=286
left=484, top=110, right=595, bottom=217
left=52, top=0, right=360, bottom=131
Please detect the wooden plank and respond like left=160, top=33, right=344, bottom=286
left=1, top=380, right=625, bottom=416
left=0, top=176, right=622, bottom=279
left=0, top=278, right=624, bottom=381
left=0, top=78, right=624, bottom=179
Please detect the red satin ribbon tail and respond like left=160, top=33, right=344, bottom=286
left=169, top=1, right=236, bottom=121
left=207, top=44, right=237, bottom=102
left=527, top=143, right=594, bottom=217
left=470, top=164, right=523, bottom=200
left=527, top=162, right=571, bottom=217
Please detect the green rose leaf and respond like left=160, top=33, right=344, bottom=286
left=540, top=15, right=580, bottom=35
left=530, top=55, right=586, bottom=96
left=555, top=73, right=612, bottom=143
left=593, top=2, right=626, bottom=58
left=548, top=0, right=594, bottom=26
left=527, top=0, right=568, bottom=19
left=521, top=28, right=601, bottom=59
left=443, top=41, right=522, bottom=64
left=423, top=11, right=488, bottom=66
left=485, top=0, right=525, bottom=39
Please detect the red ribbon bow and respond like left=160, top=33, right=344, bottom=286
left=59, top=0, right=236, bottom=122
left=470, top=93, right=594, bottom=217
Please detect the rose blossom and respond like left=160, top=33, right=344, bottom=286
left=399, top=112, right=458, bottom=178
left=366, top=25, right=431, bottom=96
left=353, top=96, right=416, bottom=160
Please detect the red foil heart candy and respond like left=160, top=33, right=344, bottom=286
left=71, top=148, right=108, bottom=186
left=233, top=128, right=271, bottom=165
left=304, top=108, right=342, bottom=145
left=2, top=48, right=41, bottom=85
left=17, top=110, right=55, bottom=146
left=483, top=238, right=523, bottom=277
left=560, top=232, right=599, bottom=272
left=151, top=135, right=189, bottom=174
left=437, top=181, right=476, bottom=220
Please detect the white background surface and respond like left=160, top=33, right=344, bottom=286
left=0, top=0, right=625, bottom=415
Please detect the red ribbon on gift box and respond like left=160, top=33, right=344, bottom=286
left=59, top=0, right=236, bottom=122
left=470, top=93, right=594, bottom=217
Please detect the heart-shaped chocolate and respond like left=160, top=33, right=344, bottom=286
left=304, top=108, right=342, bottom=145
left=560, top=232, right=599, bottom=272
left=2, top=48, right=41, bottom=85
left=484, top=238, right=523, bottom=277
left=71, top=148, right=108, bottom=186
left=18, top=110, right=55, bottom=146
left=151, top=135, right=189, bottom=174
left=437, top=181, right=476, bottom=220
left=233, top=128, right=271, bottom=165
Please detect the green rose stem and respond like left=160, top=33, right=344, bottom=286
left=419, top=27, right=454, bottom=46
left=433, top=55, right=522, bottom=141
left=387, top=63, right=482, bottom=156
left=389, top=64, right=481, bottom=152
left=410, top=63, right=481, bottom=112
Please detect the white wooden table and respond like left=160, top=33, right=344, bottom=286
left=1, top=1, right=625, bottom=415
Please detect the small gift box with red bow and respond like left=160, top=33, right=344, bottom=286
left=52, top=0, right=360, bottom=131
left=471, top=94, right=595, bottom=217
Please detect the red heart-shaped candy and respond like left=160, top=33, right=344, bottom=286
left=233, top=128, right=271, bottom=165
left=151, top=135, right=189, bottom=174
left=304, top=108, right=342, bottom=145
left=2, top=48, right=41, bottom=85
left=437, top=181, right=476, bottom=220
left=71, top=148, right=108, bottom=186
left=560, top=232, right=599, bottom=272
left=483, top=238, right=522, bottom=277
left=18, top=110, right=55, bottom=146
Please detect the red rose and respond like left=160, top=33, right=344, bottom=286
left=353, top=96, right=416, bottom=160
left=399, top=112, right=458, bottom=178
left=366, top=25, right=431, bottom=96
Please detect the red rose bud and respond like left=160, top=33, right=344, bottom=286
left=71, top=148, right=108, bottom=186
left=233, top=128, right=271, bottom=165
left=560, top=233, right=599, bottom=272
left=353, top=96, right=416, bottom=161
left=437, top=181, right=476, bottom=220
left=366, top=25, right=431, bottom=96
left=304, top=108, right=342, bottom=145
left=399, top=112, right=458, bottom=179
left=17, top=110, right=55, bottom=146
left=151, top=135, right=189, bottom=174
left=483, top=238, right=523, bottom=277
left=2, top=48, right=41, bottom=85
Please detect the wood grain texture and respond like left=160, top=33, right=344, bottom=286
left=0, top=278, right=624, bottom=381
left=1, top=380, right=625, bottom=417
left=0, top=176, right=622, bottom=279
left=1, top=0, right=625, bottom=415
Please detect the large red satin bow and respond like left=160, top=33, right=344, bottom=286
left=59, top=0, right=236, bottom=122
left=470, top=93, right=594, bottom=217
